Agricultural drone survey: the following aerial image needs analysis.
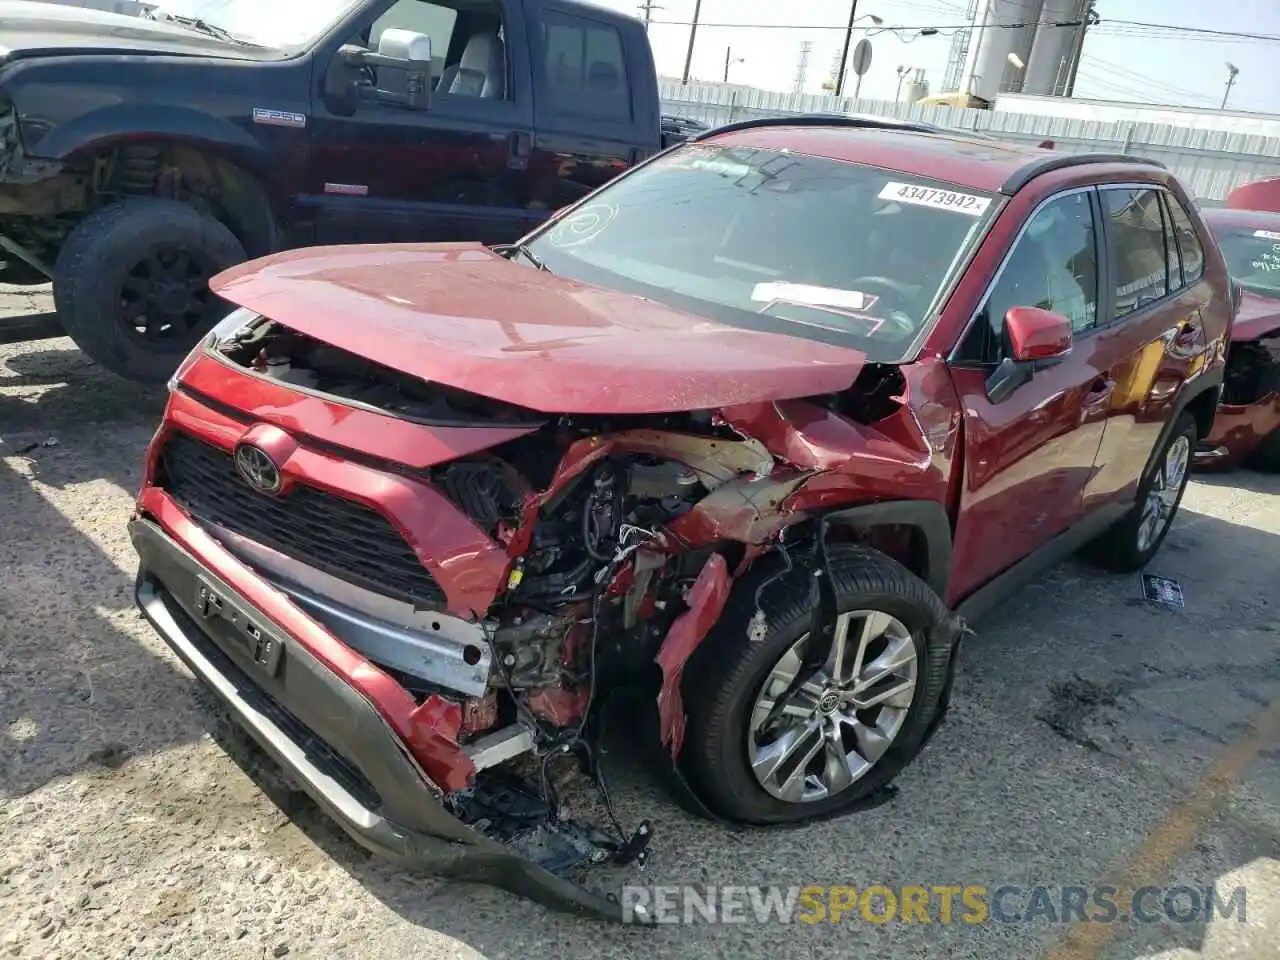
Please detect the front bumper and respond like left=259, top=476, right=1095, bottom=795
left=130, top=516, right=632, bottom=922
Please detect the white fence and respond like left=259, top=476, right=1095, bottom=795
left=659, top=81, right=1280, bottom=203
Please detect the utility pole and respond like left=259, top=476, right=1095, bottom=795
left=1222, top=62, right=1240, bottom=109
left=793, top=40, right=813, bottom=96
left=1062, top=0, right=1096, bottom=97
left=681, top=0, right=703, bottom=84
left=636, top=0, right=662, bottom=32
left=833, top=1, right=860, bottom=98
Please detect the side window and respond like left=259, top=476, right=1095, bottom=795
left=371, top=0, right=458, bottom=82
left=960, top=191, right=1099, bottom=362
left=540, top=15, right=631, bottom=119
left=1165, top=194, right=1206, bottom=284
left=1102, top=187, right=1170, bottom=317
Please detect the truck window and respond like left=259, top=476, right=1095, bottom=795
left=372, top=0, right=508, bottom=100
left=540, top=13, right=631, bottom=120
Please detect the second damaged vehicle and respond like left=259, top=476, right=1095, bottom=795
left=129, top=117, right=1231, bottom=918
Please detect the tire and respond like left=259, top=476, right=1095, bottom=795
left=1085, top=412, right=1197, bottom=572
left=53, top=198, right=246, bottom=383
left=1247, top=427, right=1280, bottom=473
left=680, top=545, right=955, bottom=824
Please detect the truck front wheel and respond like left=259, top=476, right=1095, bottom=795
left=53, top=198, right=246, bottom=383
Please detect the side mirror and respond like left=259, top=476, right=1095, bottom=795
left=985, top=306, right=1073, bottom=404
left=1006, top=305, right=1073, bottom=362
left=325, top=30, right=433, bottom=115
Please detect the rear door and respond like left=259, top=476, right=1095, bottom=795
left=524, top=3, right=655, bottom=215
left=307, top=0, right=538, bottom=245
left=946, top=187, right=1113, bottom=602
left=1081, top=183, right=1212, bottom=508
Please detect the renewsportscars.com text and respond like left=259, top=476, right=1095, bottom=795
left=620, top=884, right=1248, bottom=925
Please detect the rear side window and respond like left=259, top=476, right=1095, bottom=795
left=1165, top=195, right=1206, bottom=285
left=541, top=14, right=631, bottom=119
left=1102, top=187, right=1169, bottom=318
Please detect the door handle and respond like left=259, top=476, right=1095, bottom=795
left=508, top=132, right=532, bottom=157
left=1084, top=377, right=1115, bottom=405
left=1173, top=319, right=1200, bottom=348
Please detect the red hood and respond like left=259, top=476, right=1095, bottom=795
left=1233, top=288, right=1280, bottom=342
left=208, top=243, right=868, bottom=415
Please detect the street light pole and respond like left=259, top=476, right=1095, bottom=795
left=681, top=0, right=703, bottom=84
left=1222, top=62, right=1239, bottom=110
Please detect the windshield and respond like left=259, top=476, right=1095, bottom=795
left=151, top=0, right=361, bottom=49
left=522, top=143, right=996, bottom=362
left=1209, top=222, right=1280, bottom=298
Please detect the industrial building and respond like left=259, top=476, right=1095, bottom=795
left=943, top=0, right=1094, bottom=101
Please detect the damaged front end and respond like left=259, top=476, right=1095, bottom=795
left=1196, top=325, right=1280, bottom=469
left=131, top=310, right=961, bottom=919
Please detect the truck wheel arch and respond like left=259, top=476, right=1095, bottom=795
left=47, top=107, right=283, bottom=257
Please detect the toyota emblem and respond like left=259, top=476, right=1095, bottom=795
left=233, top=443, right=282, bottom=495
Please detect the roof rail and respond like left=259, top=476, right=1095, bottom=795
left=1000, top=153, right=1167, bottom=195
left=692, top=113, right=945, bottom=142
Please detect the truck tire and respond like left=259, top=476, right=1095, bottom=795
left=1084, top=412, right=1196, bottom=572
left=53, top=198, right=246, bottom=383
left=679, top=545, right=954, bottom=824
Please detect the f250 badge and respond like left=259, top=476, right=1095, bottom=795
left=252, top=107, right=307, bottom=129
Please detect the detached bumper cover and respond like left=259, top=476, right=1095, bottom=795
left=130, top=516, right=631, bottom=921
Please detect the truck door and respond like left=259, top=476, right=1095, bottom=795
left=524, top=3, right=659, bottom=215
left=306, top=0, right=539, bottom=245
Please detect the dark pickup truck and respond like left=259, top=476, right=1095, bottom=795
left=0, top=0, right=664, bottom=381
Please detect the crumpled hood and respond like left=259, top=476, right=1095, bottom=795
left=1233, top=288, right=1280, bottom=342
left=0, top=1, right=259, bottom=63
left=209, top=242, right=870, bottom=415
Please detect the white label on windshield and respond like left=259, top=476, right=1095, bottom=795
left=751, top=282, right=876, bottom=311
left=1253, top=229, right=1280, bottom=241
left=879, top=181, right=990, bottom=216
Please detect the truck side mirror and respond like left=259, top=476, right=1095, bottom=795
left=324, top=29, right=433, bottom=116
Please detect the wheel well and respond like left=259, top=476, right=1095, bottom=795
left=829, top=522, right=931, bottom=581
left=67, top=140, right=279, bottom=258
left=1184, top=384, right=1219, bottom=440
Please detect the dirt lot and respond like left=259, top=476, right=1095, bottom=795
left=1, top=283, right=1277, bottom=960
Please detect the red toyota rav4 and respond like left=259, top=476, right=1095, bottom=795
left=129, top=117, right=1232, bottom=920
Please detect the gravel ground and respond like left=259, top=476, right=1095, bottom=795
left=1, top=283, right=1276, bottom=960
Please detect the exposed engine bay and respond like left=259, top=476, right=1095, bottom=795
left=202, top=317, right=934, bottom=878
left=1221, top=333, right=1280, bottom=406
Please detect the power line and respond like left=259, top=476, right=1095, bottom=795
left=644, top=16, right=1280, bottom=44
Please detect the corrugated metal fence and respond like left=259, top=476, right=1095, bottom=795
left=659, top=81, right=1280, bottom=203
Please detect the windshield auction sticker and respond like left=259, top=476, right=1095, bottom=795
left=878, top=181, right=991, bottom=216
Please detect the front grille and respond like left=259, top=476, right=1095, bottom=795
left=156, top=432, right=447, bottom=608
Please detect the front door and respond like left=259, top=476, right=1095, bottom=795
left=947, top=188, right=1113, bottom=603
left=307, top=0, right=537, bottom=246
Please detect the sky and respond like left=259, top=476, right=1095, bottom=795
left=589, top=0, right=1280, bottom=114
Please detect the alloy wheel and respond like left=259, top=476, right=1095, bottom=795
left=117, top=244, right=222, bottom=345
left=1136, top=434, right=1191, bottom=553
left=747, top=610, right=918, bottom=803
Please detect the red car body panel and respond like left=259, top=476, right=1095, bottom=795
left=208, top=243, right=871, bottom=415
